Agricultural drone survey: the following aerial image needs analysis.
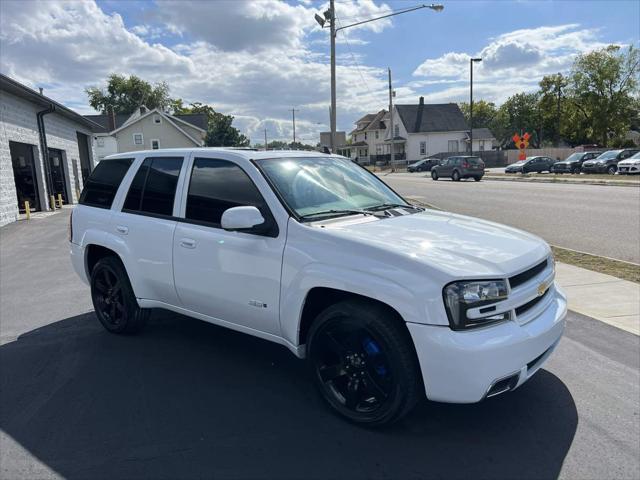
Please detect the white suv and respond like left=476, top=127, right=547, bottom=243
left=70, top=148, right=566, bottom=426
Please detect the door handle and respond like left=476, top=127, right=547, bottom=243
left=115, top=225, right=129, bottom=235
left=180, top=238, right=196, bottom=249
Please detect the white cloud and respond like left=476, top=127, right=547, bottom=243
left=0, top=0, right=391, bottom=143
left=411, top=24, right=612, bottom=105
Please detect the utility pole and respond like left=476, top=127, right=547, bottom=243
left=264, top=129, right=268, bottom=151
left=329, top=0, right=336, bottom=153
left=469, top=57, right=482, bottom=155
left=290, top=108, right=298, bottom=144
left=388, top=68, right=395, bottom=171
left=314, top=2, right=443, bottom=156
left=556, top=74, right=562, bottom=145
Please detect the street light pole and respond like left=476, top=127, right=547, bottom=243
left=290, top=108, right=298, bottom=144
left=388, top=68, right=395, bottom=170
left=469, top=57, right=482, bottom=155
left=315, top=3, right=444, bottom=154
left=329, top=0, right=337, bottom=153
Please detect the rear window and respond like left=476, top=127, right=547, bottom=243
left=123, top=157, right=183, bottom=217
left=466, top=157, right=483, bottom=165
left=79, top=158, right=134, bottom=209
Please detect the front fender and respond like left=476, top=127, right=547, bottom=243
left=279, top=262, right=425, bottom=348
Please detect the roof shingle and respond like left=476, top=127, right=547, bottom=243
left=396, top=102, right=468, bottom=133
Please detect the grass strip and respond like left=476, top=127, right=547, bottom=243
left=551, top=246, right=640, bottom=284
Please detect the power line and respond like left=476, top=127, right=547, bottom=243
left=334, top=17, right=374, bottom=96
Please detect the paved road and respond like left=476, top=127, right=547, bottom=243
left=382, top=173, right=640, bottom=263
left=1, top=211, right=639, bottom=479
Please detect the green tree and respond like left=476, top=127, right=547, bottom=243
left=538, top=73, right=570, bottom=145
left=458, top=100, right=498, bottom=129
left=172, top=101, right=250, bottom=147
left=86, top=74, right=171, bottom=114
left=497, top=92, right=542, bottom=147
left=568, top=45, right=640, bottom=146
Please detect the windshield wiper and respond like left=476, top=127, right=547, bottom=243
left=299, top=209, right=378, bottom=221
left=366, top=203, right=423, bottom=212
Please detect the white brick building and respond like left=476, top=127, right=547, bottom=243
left=0, top=74, right=100, bottom=226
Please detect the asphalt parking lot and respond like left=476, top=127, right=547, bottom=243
left=1, top=210, right=639, bottom=479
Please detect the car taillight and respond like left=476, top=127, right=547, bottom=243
left=69, top=210, right=73, bottom=243
left=462, top=162, right=469, bottom=168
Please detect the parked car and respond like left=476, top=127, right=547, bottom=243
left=505, top=156, right=555, bottom=174
left=617, top=151, right=640, bottom=175
left=581, top=149, right=640, bottom=174
left=551, top=151, right=601, bottom=174
left=431, top=156, right=485, bottom=181
left=407, top=158, right=440, bottom=173
left=71, top=149, right=565, bottom=426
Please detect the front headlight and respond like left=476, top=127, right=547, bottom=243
left=443, top=280, right=509, bottom=330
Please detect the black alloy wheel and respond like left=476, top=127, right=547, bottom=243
left=607, top=165, right=617, bottom=175
left=308, top=300, right=421, bottom=426
left=91, top=256, right=148, bottom=334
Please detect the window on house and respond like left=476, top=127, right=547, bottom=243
left=96, top=137, right=105, bottom=147
left=375, top=131, right=379, bottom=139
left=448, top=140, right=459, bottom=152
left=420, top=141, right=426, bottom=156
left=153, top=115, right=161, bottom=124
left=394, top=125, right=400, bottom=137
left=151, top=139, right=160, bottom=150
left=123, top=157, right=183, bottom=216
left=364, top=132, right=367, bottom=140
left=186, top=158, right=268, bottom=227
left=133, top=133, right=143, bottom=145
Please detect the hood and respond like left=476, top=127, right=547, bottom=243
left=619, top=158, right=640, bottom=165
left=319, top=210, right=549, bottom=278
left=555, top=160, right=573, bottom=165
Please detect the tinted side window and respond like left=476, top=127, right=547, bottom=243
left=79, top=158, right=133, bottom=209
left=186, top=158, right=266, bottom=226
left=123, top=157, right=183, bottom=217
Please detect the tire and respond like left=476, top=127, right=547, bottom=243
left=607, top=165, right=616, bottom=175
left=307, top=299, right=422, bottom=426
left=571, top=167, right=580, bottom=174
left=431, top=170, right=439, bottom=180
left=90, top=256, right=148, bottom=334
left=452, top=170, right=461, bottom=181
left=473, top=176, right=481, bottom=182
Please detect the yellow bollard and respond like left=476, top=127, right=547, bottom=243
left=25, top=201, right=31, bottom=220
left=57, top=193, right=63, bottom=208
left=50, top=195, right=56, bottom=211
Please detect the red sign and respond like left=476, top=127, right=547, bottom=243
left=513, top=132, right=530, bottom=160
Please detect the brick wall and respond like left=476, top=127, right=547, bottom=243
left=0, top=90, right=95, bottom=227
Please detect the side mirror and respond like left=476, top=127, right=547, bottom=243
left=221, top=206, right=265, bottom=232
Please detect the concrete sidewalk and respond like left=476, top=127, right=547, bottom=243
left=556, top=263, right=640, bottom=335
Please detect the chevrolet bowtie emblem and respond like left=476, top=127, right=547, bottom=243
left=537, top=282, right=547, bottom=297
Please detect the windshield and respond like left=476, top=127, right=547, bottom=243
left=596, top=150, right=621, bottom=160
left=630, top=152, right=640, bottom=159
left=256, top=157, right=407, bottom=220
left=564, top=153, right=582, bottom=162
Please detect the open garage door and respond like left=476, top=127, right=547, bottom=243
left=10, top=141, right=41, bottom=213
left=47, top=148, right=69, bottom=204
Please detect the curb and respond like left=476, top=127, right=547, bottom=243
left=483, top=175, right=639, bottom=187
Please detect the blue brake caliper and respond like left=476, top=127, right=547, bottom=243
left=362, top=337, right=387, bottom=376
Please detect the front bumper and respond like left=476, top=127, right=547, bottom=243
left=69, top=242, right=89, bottom=285
left=552, top=164, right=572, bottom=173
left=618, top=165, right=639, bottom=174
left=407, top=284, right=566, bottom=403
left=581, top=164, right=607, bottom=173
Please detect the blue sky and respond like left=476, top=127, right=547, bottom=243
left=1, top=0, right=638, bottom=144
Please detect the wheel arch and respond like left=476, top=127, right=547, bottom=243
left=297, top=287, right=409, bottom=351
